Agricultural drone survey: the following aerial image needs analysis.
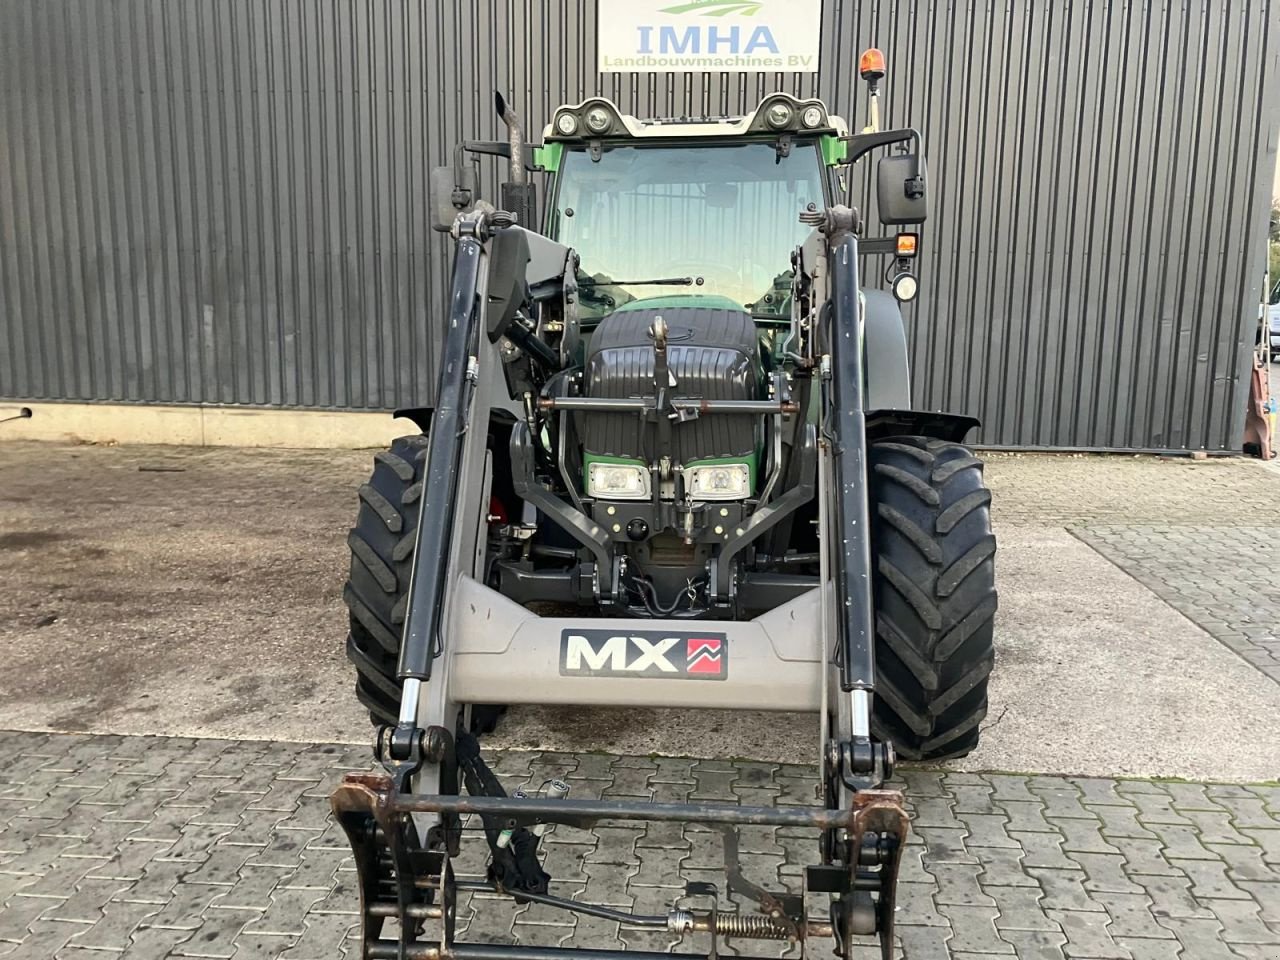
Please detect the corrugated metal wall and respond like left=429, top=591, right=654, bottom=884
left=2, top=1, right=1277, bottom=449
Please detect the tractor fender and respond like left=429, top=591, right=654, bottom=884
left=391, top=405, right=520, bottom=435
left=863, top=289, right=913, bottom=411
left=392, top=406, right=433, bottom=433
left=865, top=409, right=980, bottom=445
left=860, top=290, right=980, bottom=443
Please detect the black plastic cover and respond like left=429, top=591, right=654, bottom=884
left=582, top=303, right=759, bottom=463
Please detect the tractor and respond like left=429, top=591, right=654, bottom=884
left=331, top=51, right=997, bottom=960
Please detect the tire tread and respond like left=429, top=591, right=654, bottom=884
left=344, top=437, right=429, bottom=725
left=343, top=433, right=504, bottom=734
left=870, top=436, right=997, bottom=761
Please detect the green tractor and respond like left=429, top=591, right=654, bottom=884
left=333, top=53, right=997, bottom=960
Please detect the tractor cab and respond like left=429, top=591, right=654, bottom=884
left=536, top=95, right=844, bottom=328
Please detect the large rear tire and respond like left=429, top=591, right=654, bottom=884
left=343, top=434, right=503, bottom=732
left=868, top=437, right=997, bottom=760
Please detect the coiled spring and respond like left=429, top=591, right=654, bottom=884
left=667, top=909, right=795, bottom=941
left=714, top=914, right=793, bottom=940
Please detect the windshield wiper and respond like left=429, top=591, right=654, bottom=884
left=579, top=276, right=694, bottom=287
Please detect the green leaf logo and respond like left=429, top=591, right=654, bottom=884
left=660, top=1, right=764, bottom=15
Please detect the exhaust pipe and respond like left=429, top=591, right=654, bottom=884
left=494, top=92, right=526, bottom=185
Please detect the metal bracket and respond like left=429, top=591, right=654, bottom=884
left=712, top=425, right=816, bottom=599
left=720, top=827, right=803, bottom=940
left=799, top=204, right=861, bottom=240
left=846, top=790, right=909, bottom=960
left=830, top=736, right=895, bottom=794
left=455, top=731, right=550, bottom=897
left=376, top=722, right=428, bottom=794
left=331, top=775, right=453, bottom=960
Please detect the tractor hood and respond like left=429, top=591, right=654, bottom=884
left=581, top=299, right=762, bottom=468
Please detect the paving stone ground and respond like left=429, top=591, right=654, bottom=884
left=4, top=444, right=1280, bottom=957
left=985, top=453, right=1280, bottom=687
left=1, top=732, right=1277, bottom=960
left=1070, top=526, right=1280, bottom=684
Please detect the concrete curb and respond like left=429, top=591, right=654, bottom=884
left=0, top=400, right=414, bottom=449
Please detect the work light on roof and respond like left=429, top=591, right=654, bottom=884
left=555, top=112, right=579, bottom=135
left=801, top=106, right=825, bottom=128
left=765, top=101, right=794, bottom=130
left=585, top=106, right=612, bottom=134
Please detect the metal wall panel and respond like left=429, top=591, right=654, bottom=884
left=1, top=1, right=1277, bottom=449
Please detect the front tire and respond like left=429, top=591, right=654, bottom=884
left=868, top=437, right=997, bottom=760
left=343, top=434, right=503, bottom=732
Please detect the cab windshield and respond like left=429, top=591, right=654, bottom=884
left=550, top=141, right=827, bottom=320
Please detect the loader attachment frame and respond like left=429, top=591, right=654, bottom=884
left=332, top=767, right=909, bottom=960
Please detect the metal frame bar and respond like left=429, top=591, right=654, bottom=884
left=539, top=397, right=798, bottom=415
left=453, top=881, right=669, bottom=929
left=334, top=772, right=895, bottom=960
left=839, top=127, right=922, bottom=167
left=385, top=791, right=860, bottom=831
left=370, top=945, right=694, bottom=960
left=826, top=233, right=877, bottom=693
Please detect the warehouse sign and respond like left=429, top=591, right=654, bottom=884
left=598, top=0, right=822, bottom=74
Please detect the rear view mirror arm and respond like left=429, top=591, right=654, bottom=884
left=840, top=127, right=923, bottom=166
left=461, top=139, right=543, bottom=174
left=839, top=128, right=921, bottom=199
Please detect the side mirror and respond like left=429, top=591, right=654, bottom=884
left=877, top=154, right=927, bottom=225
left=430, top=165, right=478, bottom=232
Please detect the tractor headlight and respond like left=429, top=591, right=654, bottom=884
left=685, top=463, right=751, bottom=501
left=765, top=102, right=794, bottom=129
left=585, top=106, right=613, bottom=133
left=587, top=463, right=650, bottom=500
left=555, top=112, right=579, bottom=136
left=801, top=106, right=825, bottom=128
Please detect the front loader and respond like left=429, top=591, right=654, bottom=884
left=333, top=53, right=997, bottom=960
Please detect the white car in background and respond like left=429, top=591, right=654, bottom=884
left=1265, top=277, right=1280, bottom=362
left=1270, top=279, right=1280, bottom=361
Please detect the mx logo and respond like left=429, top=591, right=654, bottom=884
left=686, top=637, right=723, bottom=675
left=560, top=630, right=728, bottom=680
